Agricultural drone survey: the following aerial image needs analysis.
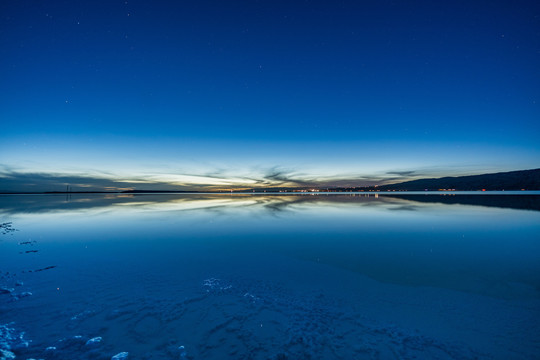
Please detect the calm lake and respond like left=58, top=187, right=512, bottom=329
left=1, top=193, right=539, bottom=359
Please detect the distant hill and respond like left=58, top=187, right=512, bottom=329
left=377, top=168, right=540, bottom=191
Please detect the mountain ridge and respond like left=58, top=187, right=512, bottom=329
left=376, top=168, right=540, bottom=191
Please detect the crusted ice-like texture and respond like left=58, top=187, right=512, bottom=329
left=0, top=323, right=30, bottom=352
left=111, top=351, right=129, bottom=360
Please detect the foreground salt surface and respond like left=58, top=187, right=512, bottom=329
left=2, top=253, right=539, bottom=359
left=0, top=194, right=539, bottom=359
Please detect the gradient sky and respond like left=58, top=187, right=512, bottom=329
left=1, top=0, right=539, bottom=191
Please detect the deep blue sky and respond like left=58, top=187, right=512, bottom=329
left=1, top=1, right=539, bottom=191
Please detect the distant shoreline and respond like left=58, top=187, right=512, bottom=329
left=1, top=190, right=539, bottom=195
left=1, top=168, right=538, bottom=194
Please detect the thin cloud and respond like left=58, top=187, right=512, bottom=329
left=262, top=167, right=312, bottom=187
left=0, top=165, right=425, bottom=192
left=386, top=170, right=418, bottom=176
left=0, top=171, right=191, bottom=193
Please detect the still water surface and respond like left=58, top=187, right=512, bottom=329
left=1, top=193, right=539, bottom=359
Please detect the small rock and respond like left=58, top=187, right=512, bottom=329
left=0, top=288, right=14, bottom=295
left=45, top=346, right=57, bottom=351
left=15, top=281, right=23, bottom=287
left=86, top=337, right=102, bottom=346
left=19, top=292, right=32, bottom=298
left=179, top=345, right=187, bottom=358
left=111, top=352, right=129, bottom=360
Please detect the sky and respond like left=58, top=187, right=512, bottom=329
left=1, top=0, right=539, bottom=192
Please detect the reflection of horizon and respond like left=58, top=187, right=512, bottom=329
left=0, top=192, right=539, bottom=215
left=383, top=193, right=540, bottom=212
left=0, top=193, right=383, bottom=216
